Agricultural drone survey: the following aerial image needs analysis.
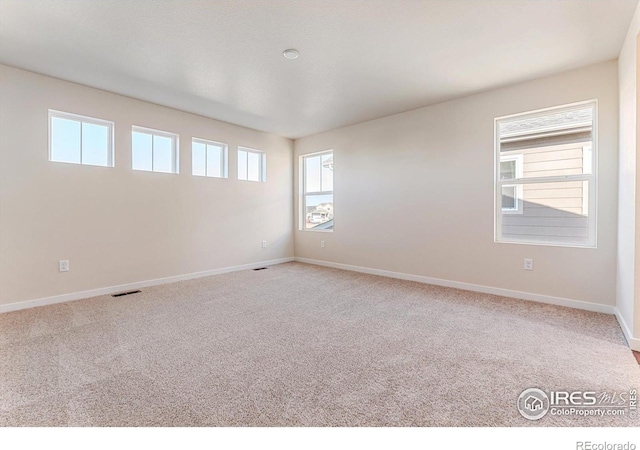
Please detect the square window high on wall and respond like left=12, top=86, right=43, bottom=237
left=237, top=147, right=266, bottom=182
left=300, top=150, right=333, bottom=232
left=192, top=138, right=228, bottom=178
left=131, top=126, right=179, bottom=174
left=495, top=100, right=597, bottom=247
left=49, top=110, right=114, bottom=167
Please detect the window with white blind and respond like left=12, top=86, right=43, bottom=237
left=192, top=138, right=227, bottom=178
left=49, top=110, right=114, bottom=167
left=495, top=100, right=597, bottom=247
left=237, top=147, right=266, bottom=182
left=301, top=150, right=333, bottom=231
left=132, top=126, right=179, bottom=174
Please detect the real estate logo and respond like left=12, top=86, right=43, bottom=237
left=518, top=388, right=637, bottom=421
left=517, top=388, right=550, bottom=420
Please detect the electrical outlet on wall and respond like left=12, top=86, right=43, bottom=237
left=321, top=240, right=325, bottom=248
left=261, top=240, right=267, bottom=248
left=59, top=260, right=69, bottom=272
left=524, top=258, right=533, bottom=271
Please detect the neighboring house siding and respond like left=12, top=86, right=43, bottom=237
left=502, top=142, right=590, bottom=244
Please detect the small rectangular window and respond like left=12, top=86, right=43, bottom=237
left=301, top=150, right=333, bottom=231
left=495, top=101, right=597, bottom=247
left=237, top=147, right=266, bottom=182
left=192, top=138, right=228, bottom=178
left=132, top=126, right=179, bottom=174
left=500, top=154, right=523, bottom=215
left=49, top=110, right=114, bottom=167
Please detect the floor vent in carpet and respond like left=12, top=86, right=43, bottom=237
left=112, top=290, right=141, bottom=297
left=253, top=267, right=268, bottom=271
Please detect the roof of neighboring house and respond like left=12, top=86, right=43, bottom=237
left=500, top=107, right=593, bottom=140
left=322, top=157, right=333, bottom=170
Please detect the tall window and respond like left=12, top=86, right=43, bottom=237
left=301, top=150, right=333, bottom=231
left=237, top=147, right=266, bottom=182
left=192, top=138, right=227, bottom=178
left=49, top=110, right=114, bottom=167
left=131, top=126, right=179, bottom=173
left=495, top=101, right=597, bottom=247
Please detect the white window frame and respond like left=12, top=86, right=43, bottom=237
left=237, top=147, right=266, bottom=182
left=494, top=100, right=597, bottom=248
left=582, top=144, right=592, bottom=217
left=131, top=125, right=179, bottom=174
left=191, top=137, right=228, bottom=178
left=48, top=110, right=114, bottom=167
left=299, top=149, right=334, bottom=233
left=499, top=154, right=523, bottom=215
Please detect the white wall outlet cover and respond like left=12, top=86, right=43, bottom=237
left=524, top=259, right=533, bottom=271
left=321, top=240, right=325, bottom=248
left=261, top=240, right=267, bottom=248
left=59, top=260, right=69, bottom=272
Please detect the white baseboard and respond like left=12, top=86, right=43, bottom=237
left=614, top=308, right=640, bottom=351
left=4, top=256, right=637, bottom=351
left=294, top=257, right=617, bottom=315
left=0, top=257, right=294, bottom=314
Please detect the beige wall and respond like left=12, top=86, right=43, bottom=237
left=0, top=64, right=294, bottom=306
left=295, top=61, right=619, bottom=307
left=616, top=4, right=640, bottom=339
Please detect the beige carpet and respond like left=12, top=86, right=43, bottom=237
left=1, top=262, right=638, bottom=426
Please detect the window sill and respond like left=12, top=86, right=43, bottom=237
left=494, top=239, right=596, bottom=249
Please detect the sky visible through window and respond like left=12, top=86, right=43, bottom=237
left=238, top=148, right=264, bottom=182
left=50, top=116, right=110, bottom=166
left=192, top=141, right=224, bottom=178
left=132, top=130, right=175, bottom=173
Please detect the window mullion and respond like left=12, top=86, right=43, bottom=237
left=79, top=120, right=83, bottom=164
left=498, top=175, right=592, bottom=186
left=151, top=134, right=155, bottom=171
left=219, top=146, right=224, bottom=177
left=204, top=144, right=208, bottom=177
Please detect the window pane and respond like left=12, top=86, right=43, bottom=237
left=305, top=155, right=321, bottom=192
left=192, top=141, right=206, bottom=176
left=305, top=194, right=333, bottom=230
left=238, top=150, right=248, bottom=180
left=582, top=145, right=593, bottom=175
left=501, top=186, right=516, bottom=210
left=500, top=160, right=516, bottom=180
left=247, top=151, right=260, bottom=181
left=132, top=131, right=152, bottom=171
left=206, top=144, right=222, bottom=178
left=496, top=102, right=596, bottom=247
left=512, top=144, right=588, bottom=179
left=153, top=135, right=173, bottom=173
left=51, top=116, right=81, bottom=163
left=501, top=180, right=590, bottom=245
left=321, top=153, right=333, bottom=192
left=81, top=122, right=109, bottom=166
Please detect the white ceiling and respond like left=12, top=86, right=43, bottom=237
left=0, top=0, right=637, bottom=139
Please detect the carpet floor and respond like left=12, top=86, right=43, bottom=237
left=1, top=262, right=638, bottom=426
